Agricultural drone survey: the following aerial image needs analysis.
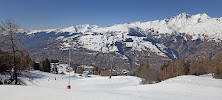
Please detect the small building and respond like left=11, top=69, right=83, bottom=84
left=122, top=69, right=130, bottom=75
left=76, top=67, right=83, bottom=74
left=50, top=63, right=59, bottom=74
left=50, top=63, right=69, bottom=74
left=100, top=69, right=118, bottom=76
left=100, top=71, right=110, bottom=76
left=78, top=65, right=94, bottom=75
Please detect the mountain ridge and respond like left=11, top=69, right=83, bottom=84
left=24, top=13, right=222, bottom=42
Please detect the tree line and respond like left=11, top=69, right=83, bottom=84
left=135, top=52, right=222, bottom=84
left=32, top=59, right=59, bottom=73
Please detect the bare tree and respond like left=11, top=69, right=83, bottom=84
left=0, top=18, right=26, bottom=84
left=0, top=49, right=13, bottom=73
left=174, top=59, right=185, bottom=76
left=135, top=63, right=161, bottom=84
left=211, top=52, right=222, bottom=78
left=189, top=61, right=207, bottom=76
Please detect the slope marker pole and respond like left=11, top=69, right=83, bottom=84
left=67, top=48, right=71, bottom=89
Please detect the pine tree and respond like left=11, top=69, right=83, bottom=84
left=33, top=60, right=40, bottom=70
left=184, top=60, right=190, bottom=75
left=43, top=58, right=50, bottom=72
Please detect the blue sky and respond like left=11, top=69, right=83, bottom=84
left=0, top=0, right=222, bottom=29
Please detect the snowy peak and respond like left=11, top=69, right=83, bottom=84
left=165, top=13, right=211, bottom=28
left=26, top=24, right=99, bottom=35
left=53, top=24, right=99, bottom=34
left=174, top=12, right=191, bottom=19
left=196, top=13, right=210, bottom=19
left=26, top=28, right=59, bottom=35
left=169, top=13, right=210, bottom=21
left=190, top=13, right=210, bottom=23
left=59, top=26, right=76, bottom=33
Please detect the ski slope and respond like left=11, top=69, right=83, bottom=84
left=1, top=71, right=222, bottom=100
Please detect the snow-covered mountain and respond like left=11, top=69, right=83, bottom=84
left=18, top=13, right=222, bottom=70
left=27, top=13, right=222, bottom=41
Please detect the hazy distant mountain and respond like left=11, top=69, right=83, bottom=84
left=17, top=13, right=222, bottom=71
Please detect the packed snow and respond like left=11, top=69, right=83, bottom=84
left=1, top=71, right=222, bottom=100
